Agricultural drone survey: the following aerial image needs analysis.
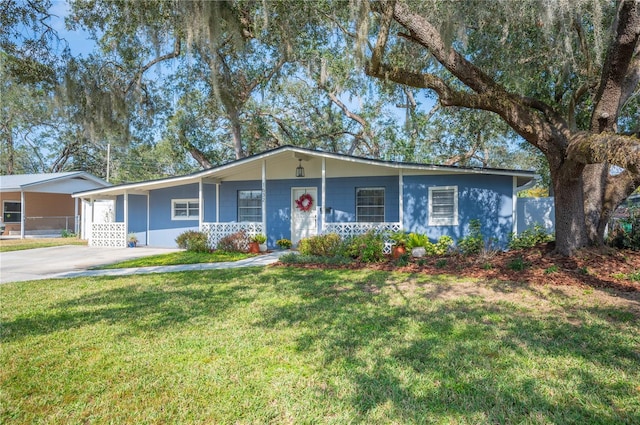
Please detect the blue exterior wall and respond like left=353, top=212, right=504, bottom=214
left=325, top=176, right=399, bottom=223
left=403, top=174, right=513, bottom=246
left=115, top=194, right=148, bottom=245
left=114, top=173, right=514, bottom=248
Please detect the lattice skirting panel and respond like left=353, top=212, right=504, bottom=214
left=324, top=222, right=401, bottom=254
left=90, top=223, right=126, bottom=248
left=202, top=222, right=264, bottom=250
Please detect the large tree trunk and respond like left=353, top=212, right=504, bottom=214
left=582, top=163, right=609, bottom=245
left=551, top=161, right=589, bottom=255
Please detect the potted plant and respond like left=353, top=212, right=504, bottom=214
left=389, top=230, right=408, bottom=259
left=276, top=238, right=292, bottom=250
left=127, top=233, right=138, bottom=248
left=253, top=234, right=268, bottom=252
left=407, top=232, right=429, bottom=258
left=248, top=234, right=264, bottom=253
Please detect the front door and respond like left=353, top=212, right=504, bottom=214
left=291, top=187, right=318, bottom=246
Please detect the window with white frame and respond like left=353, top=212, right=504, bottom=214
left=428, top=186, right=458, bottom=226
left=3, top=201, right=21, bottom=223
left=172, top=199, right=199, bottom=220
left=238, top=190, right=262, bottom=222
left=356, top=187, right=385, bottom=222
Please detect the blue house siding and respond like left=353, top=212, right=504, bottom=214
left=115, top=194, right=148, bottom=245
left=114, top=174, right=515, bottom=248
left=403, top=174, right=513, bottom=246
left=325, top=176, right=399, bottom=223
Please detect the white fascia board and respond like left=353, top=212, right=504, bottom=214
left=21, top=172, right=109, bottom=189
left=72, top=146, right=536, bottom=197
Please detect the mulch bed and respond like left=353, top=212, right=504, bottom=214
left=277, top=243, right=640, bottom=292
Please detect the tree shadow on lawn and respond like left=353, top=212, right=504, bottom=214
left=1, top=269, right=262, bottom=342
left=256, top=268, right=640, bottom=423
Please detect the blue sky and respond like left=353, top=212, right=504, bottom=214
left=49, top=0, right=95, bottom=56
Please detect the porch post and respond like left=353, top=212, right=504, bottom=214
left=146, top=193, right=150, bottom=246
left=198, top=178, right=204, bottom=231
left=124, top=191, right=129, bottom=243
left=262, top=160, right=267, bottom=234
left=20, top=190, right=25, bottom=239
left=512, top=176, right=518, bottom=235
left=74, top=197, right=79, bottom=235
left=90, top=198, right=95, bottom=243
left=321, top=157, right=326, bottom=232
left=399, top=169, right=404, bottom=229
left=215, top=183, right=220, bottom=222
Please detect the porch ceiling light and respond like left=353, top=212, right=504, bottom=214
left=296, top=159, right=305, bottom=177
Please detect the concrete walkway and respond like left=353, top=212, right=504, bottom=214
left=0, top=245, right=288, bottom=284
left=52, top=251, right=287, bottom=280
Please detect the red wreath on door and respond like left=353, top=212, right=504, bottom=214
left=295, top=193, right=314, bottom=212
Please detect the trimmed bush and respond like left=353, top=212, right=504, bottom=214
left=217, top=230, right=250, bottom=252
left=343, top=231, right=385, bottom=263
left=508, top=224, right=553, bottom=250
left=175, top=230, right=210, bottom=252
left=298, top=233, right=342, bottom=257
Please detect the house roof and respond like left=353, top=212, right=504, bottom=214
left=73, top=145, right=537, bottom=199
left=1, top=171, right=110, bottom=193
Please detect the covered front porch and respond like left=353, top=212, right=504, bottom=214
left=77, top=147, right=407, bottom=251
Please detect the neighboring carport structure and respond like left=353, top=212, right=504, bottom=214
left=0, top=172, right=110, bottom=238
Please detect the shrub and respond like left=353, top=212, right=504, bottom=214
left=389, top=230, right=409, bottom=247
left=435, top=259, right=448, bottom=268
left=278, top=253, right=351, bottom=265
left=507, top=256, right=529, bottom=271
left=607, top=214, right=640, bottom=250
left=407, top=233, right=453, bottom=256
left=61, top=229, right=76, bottom=238
left=276, top=238, right=292, bottom=249
left=298, top=233, right=342, bottom=257
left=508, top=225, right=554, bottom=250
left=458, top=219, right=484, bottom=255
left=175, top=230, right=210, bottom=252
left=344, top=231, right=385, bottom=263
left=432, top=235, right=454, bottom=256
left=216, top=230, right=250, bottom=252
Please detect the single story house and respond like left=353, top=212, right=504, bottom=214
left=0, top=172, right=111, bottom=238
left=72, top=146, right=536, bottom=250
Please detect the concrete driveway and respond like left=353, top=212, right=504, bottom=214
left=0, top=245, right=181, bottom=284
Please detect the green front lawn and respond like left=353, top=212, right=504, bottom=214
left=0, top=237, right=87, bottom=252
left=95, top=250, right=254, bottom=269
left=1, top=268, right=639, bottom=424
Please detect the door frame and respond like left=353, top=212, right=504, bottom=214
left=290, top=186, right=318, bottom=245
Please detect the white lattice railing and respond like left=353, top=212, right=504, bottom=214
left=90, top=222, right=126, bottom=248
left=324, top=222, right=402, bottom=254
left=202, top=222, right=264, bottom=250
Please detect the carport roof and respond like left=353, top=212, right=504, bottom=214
left=0, top=172, right=109, bottom=192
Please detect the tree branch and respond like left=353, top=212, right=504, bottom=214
left=590, top=0, right=640, bottom=132
left=125, top=37, right=181, bottom=94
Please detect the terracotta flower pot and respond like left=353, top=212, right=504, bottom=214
left=248, top=241, right=260, bottom=253
left=392, top=245, right=407, bottom=259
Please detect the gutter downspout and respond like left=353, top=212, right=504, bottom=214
left=124, top=191, right=129, bottom=246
